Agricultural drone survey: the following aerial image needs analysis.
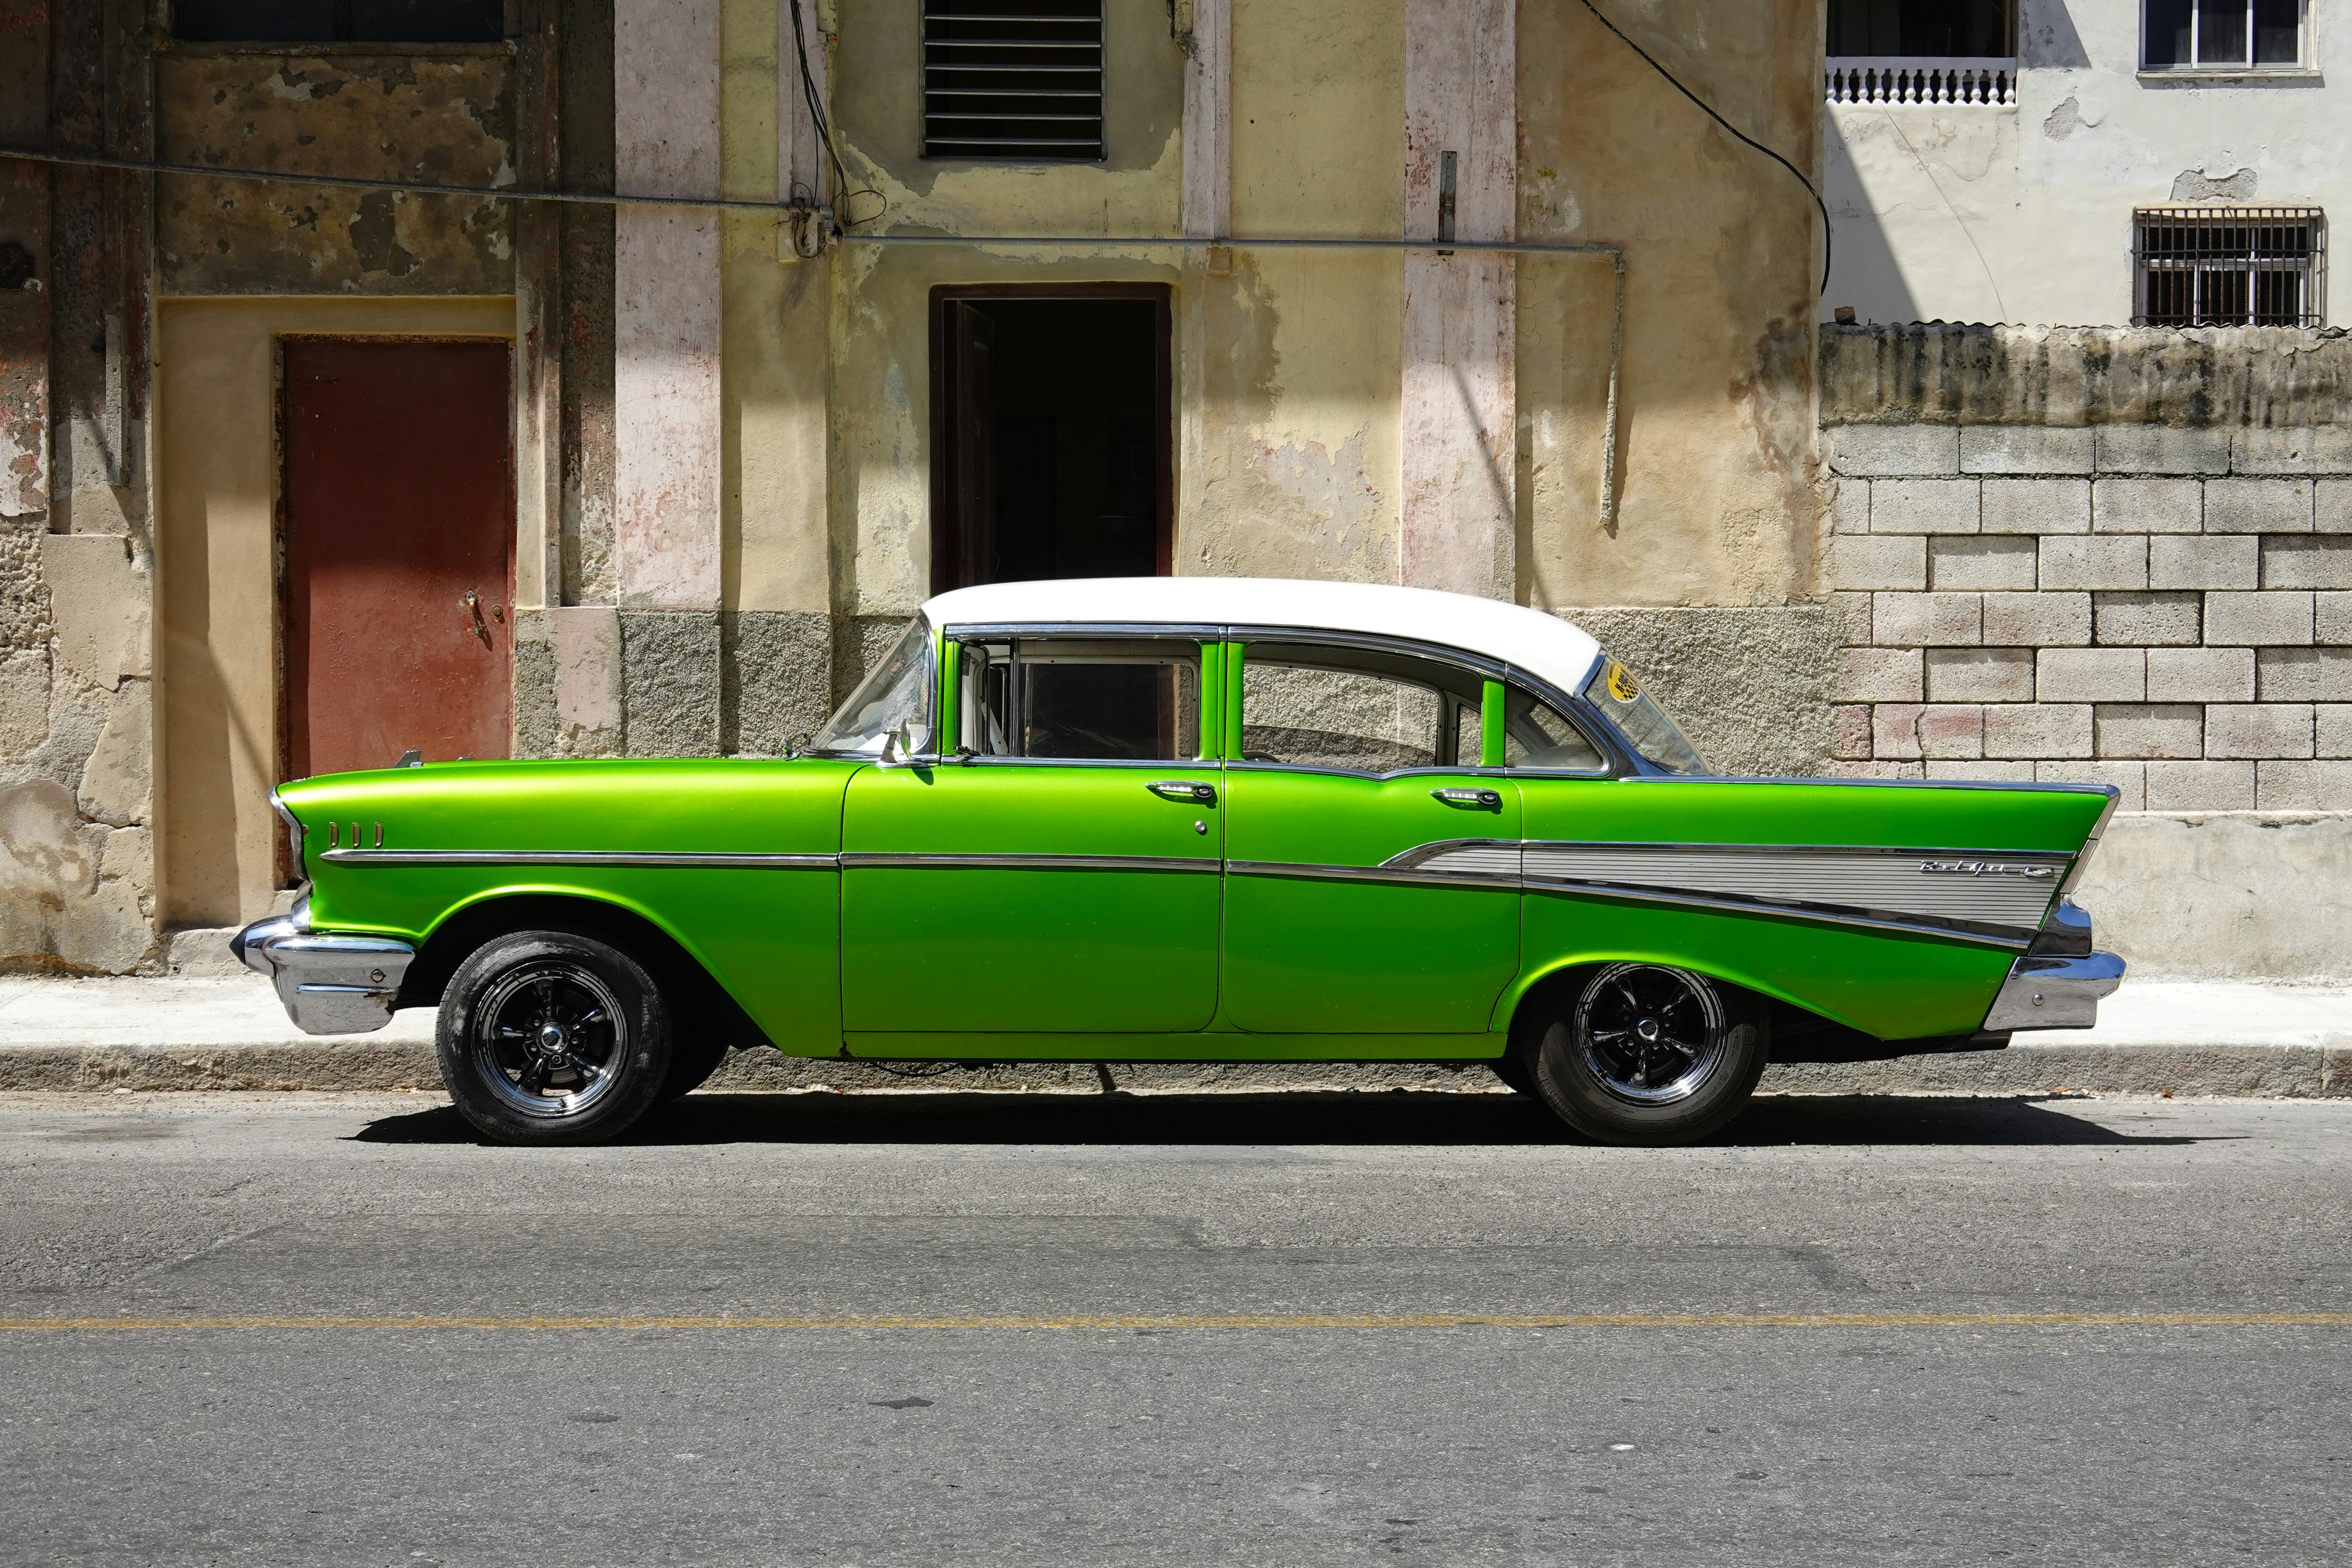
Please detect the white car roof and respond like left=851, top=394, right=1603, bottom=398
left=921, top=577, right=1606, bottom=696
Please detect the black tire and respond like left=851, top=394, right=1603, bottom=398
left=435, top=929, right=671, bottom=1145
left=1529, top=963, right=1768, bottom=1146
left=656, top=1029, right=732, bottom=1102
left=1489, top=1049, right=1537, bottom=1096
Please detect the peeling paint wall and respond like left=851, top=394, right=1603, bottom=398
left=1825, top=0, right=2352, bottom=326
left=1518, top=0, right=1825, bottom=613
left=711, top=0, right=1828, bottom=743
left=157, top=49, right=517, bottom=296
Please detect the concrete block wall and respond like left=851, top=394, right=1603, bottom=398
left=1824, top=423, right=2352, bottom=811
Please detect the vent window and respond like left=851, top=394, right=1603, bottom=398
left=2134, top=207, right=2327, bottom=327
left=922, top=0, right=1104, bottom=162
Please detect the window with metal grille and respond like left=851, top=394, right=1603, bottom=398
left=2133, top=208, right=2327, bottom=327
left=922, top=1, right=1104, bottom=162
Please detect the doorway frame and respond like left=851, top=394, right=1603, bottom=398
left=157, top=298, right=516, bottom=930
left=926, top=283, right=1174, bottom=594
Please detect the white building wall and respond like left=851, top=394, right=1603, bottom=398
left=1825, top=0, right=2351, bottom=326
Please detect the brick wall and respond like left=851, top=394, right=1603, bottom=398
left=1824, top=422, right=2352, bottom=809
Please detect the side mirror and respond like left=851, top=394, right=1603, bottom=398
left=879, top=726, right=911, bottom=768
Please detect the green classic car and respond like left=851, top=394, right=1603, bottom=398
left=233, top=577, right=2123, bottom=1146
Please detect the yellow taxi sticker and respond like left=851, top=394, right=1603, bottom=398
left=1605, top=662, right=1640, bottom=703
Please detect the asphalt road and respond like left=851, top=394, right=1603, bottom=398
left=3, top=1087, right=2348, bottom=1567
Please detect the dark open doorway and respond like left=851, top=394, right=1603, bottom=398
left=930, top=285, right=1172, bottom=592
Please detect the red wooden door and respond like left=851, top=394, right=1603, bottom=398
left=281, top=338, right=514, bottom=779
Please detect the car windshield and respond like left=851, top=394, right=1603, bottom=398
left=808, top=615, right=935, bottom=756
left=1581, top=657, right=1709, bottom=775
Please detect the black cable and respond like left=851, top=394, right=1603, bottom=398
left=786, top=0, right=883, bottom=229
left=1575, top=0, right=1832, bottom=297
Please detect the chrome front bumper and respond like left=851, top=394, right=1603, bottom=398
left=231, top=901, right=417, bottom=1036
left=1982, top=950, right=2127, bottom=1032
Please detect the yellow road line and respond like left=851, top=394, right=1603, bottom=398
left=2, top=1311, right=2347, bottom=1333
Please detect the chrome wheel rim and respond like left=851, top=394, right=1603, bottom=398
left=1574, top=963, right=1725, bottom=1107
left=472, top=962, right=627, bottom=1118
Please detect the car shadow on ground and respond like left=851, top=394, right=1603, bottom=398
left=353, top=1090, right=2210, bottom=1149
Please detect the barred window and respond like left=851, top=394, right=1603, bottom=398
left=2133, top=208, right=2327, bottom=328
left=922, top=1, right=1105, bottom=162
left=2143, top=0, right=2304, bottom=70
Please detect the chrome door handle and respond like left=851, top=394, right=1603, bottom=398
left=1149, top=780, right=1217, bottom=805
left=1432, top=787, right=1502, bottom=809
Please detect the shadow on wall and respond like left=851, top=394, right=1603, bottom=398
left=1821, top=111, right=1924, bottom=326
left=2019, top=0, right=2090, bottom=70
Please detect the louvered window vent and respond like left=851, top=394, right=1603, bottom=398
left=923, top=1, right=1104, bottom=162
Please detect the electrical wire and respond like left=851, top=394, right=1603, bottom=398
left=0, top=145, right=1626, bottom=258
left=1574, top=0, right=1832, bottom=297
left=785, top=0, right=884, bottom=230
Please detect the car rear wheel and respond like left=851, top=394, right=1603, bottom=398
left=435, top=930, right=671, bottom=1145
left=1529, top=963, right=1767, bottom=1146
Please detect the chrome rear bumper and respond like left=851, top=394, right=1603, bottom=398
left=231, top=901, right=417, bottom=1035
left=1981, top=950, right=2126, bottom=1032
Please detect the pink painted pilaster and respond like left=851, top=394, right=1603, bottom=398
left=613, top=0, right=721, bottom=611
left=1401, top=0, right=1515, bottom=599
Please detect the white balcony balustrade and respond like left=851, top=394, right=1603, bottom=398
left=1826, top=58, right=2017, bottom=105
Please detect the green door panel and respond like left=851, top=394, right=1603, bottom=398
left=1508, top=775, right=2112, bottom=1041
left=1222, top=770, right=1520, bottom=1033
left=286, top=758, right=856, bottom=1056
left=841, top=763, right=1223, bottom=1033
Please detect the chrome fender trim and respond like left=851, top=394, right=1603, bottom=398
left=231, top=906, right=417, bottom=1037
left=1981, top=951, right=2126, bottom=1032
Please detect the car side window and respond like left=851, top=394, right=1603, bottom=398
left=1240, top=641, right=1485, bottom=773
left=957, top=637, right=1203, bottom=761
left=1503, top=682, right=1607, bottom=773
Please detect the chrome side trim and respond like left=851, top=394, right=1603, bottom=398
left=1383, top=837, right=1522, bottom=876
left=841, top=852, right=1221, bottom=874
left=1514, top=840, right=2067, bottom=928
left=1517, top=875, right=2035, bottom=949
left=1227, top=859, right=1515, bottom=891
left=321, top=849, right=841, bottom=869
left=1982, top=950, right=2126, bottom=1031
left=1232, top=837, right=2044, bottom=947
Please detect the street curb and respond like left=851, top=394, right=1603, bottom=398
left=0, top=1041, right=2343, bottom=1096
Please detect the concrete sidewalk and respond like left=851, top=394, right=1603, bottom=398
left=0, top=970, right=2344, bottom=1096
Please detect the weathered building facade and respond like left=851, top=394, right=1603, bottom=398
left=5, top=1, right=2337, bottom=986
left=1, top=0, right=1830, bottom=973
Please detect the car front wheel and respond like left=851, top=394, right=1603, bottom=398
left=435, top=929, right=671, bottom=1145
left=1529, top=963, right=1767, bottom=1146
